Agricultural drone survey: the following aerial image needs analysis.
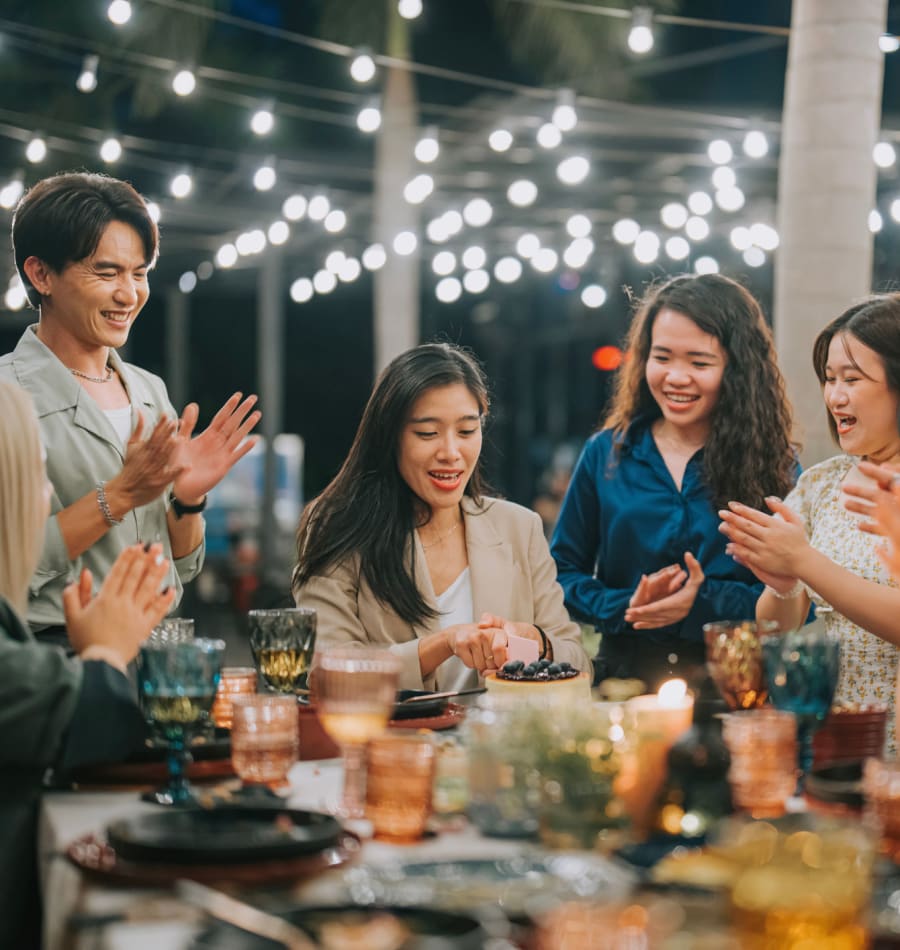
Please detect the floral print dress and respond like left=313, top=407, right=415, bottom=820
left=786, top=454, right=899, bottom=753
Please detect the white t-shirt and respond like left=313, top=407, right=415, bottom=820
left=434, top=567, right=477, bottom=692
left=103, top=406, right=133, bottom=447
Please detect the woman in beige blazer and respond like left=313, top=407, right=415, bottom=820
left=292, top=343, right=590, bottom=691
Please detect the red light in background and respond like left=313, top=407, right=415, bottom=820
left=592, top=345, right=623, bottom=371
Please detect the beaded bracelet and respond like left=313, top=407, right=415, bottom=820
left=96, top=481, right=123, bottom=528
left=765, top=580, right=805, bottom=600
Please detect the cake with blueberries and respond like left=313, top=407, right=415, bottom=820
left=484, top=658, right=591, bottom=700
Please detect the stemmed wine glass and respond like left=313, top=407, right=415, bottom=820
left=703, top=619, right=777, bottom=710
left=761, top=626, right=841, bottom=788
left=249, top=608, right=317, bottom=695
left=137, top=638, right=226, bottom=805
left=313, top=646, right=400, bottom=818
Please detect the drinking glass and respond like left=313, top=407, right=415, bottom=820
left=314, top=646, right=400, bottom=818
left=249, top=607, right=316, bottom=695
left=366, top=732, right=436, bottom=841
left=703, top=619, right=775, bottom=710
left=137, top=638, right=226, bottom=805
left=761, top=627, right=841, bottom=787
left=211, top=667, right=259, bottom=730
left=149, top=617, right=195, bottom=644
left=230, top=695, right=299, bottom=794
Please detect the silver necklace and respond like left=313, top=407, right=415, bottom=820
left=70, top=364, right=114, bottom=383
left=420, top=519, right=462, bottom=550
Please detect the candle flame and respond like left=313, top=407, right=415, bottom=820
left=657, top=678, right=687, bottom=707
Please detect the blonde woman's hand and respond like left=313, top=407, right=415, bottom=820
left=64, top=543, right=176, bottom=670
left=624, top=552, right=704, bottom=629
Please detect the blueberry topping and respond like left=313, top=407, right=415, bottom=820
left=547, top=663, right=561, bottom=675
left=503, top=660, right=525, bottom=673
left=538, top=658, right=552, bottom=670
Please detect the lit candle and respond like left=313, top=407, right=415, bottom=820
left=619, top=679, right=695, bottom=837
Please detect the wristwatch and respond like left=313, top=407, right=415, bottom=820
left=169, top=491, right=208, bottom=519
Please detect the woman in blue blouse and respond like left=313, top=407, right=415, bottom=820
left=551, top=274, right=796, bottom=689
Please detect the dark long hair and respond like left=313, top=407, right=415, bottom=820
left=812, top=293, right=900, bottom=444
left=604, top=273, right=796, bottom=510
left=292, top=343, right=490, bottom=625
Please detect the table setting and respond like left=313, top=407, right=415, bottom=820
left=38, top=607, right=900, bottom=949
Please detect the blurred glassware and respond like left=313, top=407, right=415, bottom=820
left=703, top=619, right=775, bottom=710
left=761, top=626, right=840, bottom=786
left=366, top=731, right=436, bottom=842
left=463, top=697, right=541, bottom=838
left=149, top=617, right=195, bottom=645
left=863, top=758, right=900, bottom=861
left=314, top=646, right=400, bottom=818
left=211, top=667, right=258, bottom=730
left=249, top=607, right=316, bottom=695
left=718, top=813, right=875, bottom=949
left=813, top=704, right=888, bottom=770
left=721, top=708, right=797, bottom=818
left=230, top=694, right=299, bottom=792
left=137, top=637, right=226, bottom=805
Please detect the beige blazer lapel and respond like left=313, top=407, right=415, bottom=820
left=410, top=532, right=443, bottom=639
left=463, top=498, right=516, bottom=623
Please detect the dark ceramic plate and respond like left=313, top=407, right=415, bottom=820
left=106, top=806, right=342, bottom=864
left=393, top=689, right=450, bottom=720
left=806, top=760, right=864, bottom=809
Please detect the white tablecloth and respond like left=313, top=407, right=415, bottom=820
left=39, top=759, right=530, bottom=950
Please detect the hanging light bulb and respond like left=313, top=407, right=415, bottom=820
left=99, top=137, right=122, bottom=163
left=398, top=0, right=423, bottom=19
left=253, top=159, right=276, bottom=192
left=537, top=123, right=562, bottom=149
left=172, top=69, right=196, bottom=97
left=357, top=98, right=382, bottom=133
left=879, top=33, right=900, bottom=53
left=873, top=142, right=897, bottom=169
left=250, top=106, right=274, bottom=136
left=170, top=171, right=193, bottom=199
left=628, top=7, right=654, bottom=54
left=743, top=129, right=769, bottom=158
left=707, top=139, right=734, bottom=164
left=267, top=221, right=290, bottom=245
left=414, top=127, right=440, bottom=163
left=0, top=176, right=24, bottom=210
left=307, top=195, right=330, bottom=221
left=350, top=48, right=377, bottom=83
left=323, top=209, right=347, bottom=233
left=145, top=200, right=161, bottom=223
left=489, top=129, right=513, bottom=152
left=76, top=54, right=99, bottom=93
left=25, top=136, right=47, bottom=164
left=107, top=0, right=132, bottom=25
left=290, top=278, right=314, bottom=303
left=552, top=89, right=578, bottom=132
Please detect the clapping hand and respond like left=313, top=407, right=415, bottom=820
left=64, top=543, right=176, bottom=671
left=172, top=392, right=261, bottom=503
left=719, top=497, right=809, bottom=581
left=624, top=552, right=704, bottom=629
left=842, top=460, right=900, bottom=536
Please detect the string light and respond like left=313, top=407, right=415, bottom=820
left=307, top=195, right=330, bottom=221
left=889, top=199, right=900, bottom=224
left=196, top=261, right=214, bottom=279
left=325, top=251, right=346, bottom=273
left=461, top=246, right=486, bottom=269
left=413, top=128, right=439, bottom=164
left=749, top=222, right=779, bottom=250
left=557, top=156, right=590, bottom=185
left=873, top=142, right=897, bottom=169
left=0, top=177, right=24, bottom=209
left=869, top=209, right=883, bottom=233
left=566, top=214, right=591, bottom=238
left=688, top=191, right=713, bottom=216
left=432, top=251, right=456, bottom=275
left=313, top=269, right=337, bottom=294
left=612, top=218, right=640, bottom=244
left=660, top=202, right=688, bottom=229
left=581, top=285, right=607, bottom=308
left=743, top=129, right=769, bottom=158
left=488, top=129, right=513, bottom=152
left=715, top=186, right=745, bottom=212
left=665, top=236, right=690, bottom=260
left=250, top=106, right=275, bottom=136
left=393, top=231, right=418, bottom=255
left=290, top=277, right=314, bottom=303
left=236, top=229, right=266, bottom=255
left=633, top=230, right=660, bottom=263
left=707, top=139, right=733, bottom=164
left=515, top=233, right=540, bottom=258
left=4, top=277, right=27, bottom=311
left=685, top=216, right=710, bottom=241
left=879, top=33, right=900, bottom=53
left=170, top=171, right=193, bottom=198
left=494, top=257, right=522, bottom=283
left=436, top=276, right=462, bottom=302
left=26, top=136, right=47, bottom=163
left=730, top=227, right=752, bottom=251
left=267, top=220, right=289, bottom=244
left=463, top=197, right=492, bottom=227
left=178, top=272, right=197, bottom=293
left=711, top=166, right=737, bottom=190
left=356, top=99, right=382, bottom=133
left=563, top=238, right=593, bottom=268
left=531, top=248, right=558, bottom=273
left=536, top=123, right=562, bottom=149
left=743, top=246, right=765, bottom=267
left=463, top=269, right=489, bottom=293
left=215, top=243, right=238, bottom=268
left=628, top=7, right=655, bottom=54
left=552, top=89, right=577, bottom=131
left=349, top=49, right=376, bottom=83
left=282, top=195, right=307, bottom=220
left=172, top=69, right=197, bottom=96
left=694, top=256, right=719, bottom=275
left=398, top=0, right=423, bottom=20
left=99, top=137, right=122, bottom=162
left=253, top=159, right=276, bottom=191
left=323, top=209, right=347, bottom=232
left=107, top=0, right=132, bottom=26
left=403, top=174, right=434, bottom=204
left=145, top=201, right=161, bottom=223
left=362, top=244, right=387, bottom=270
left=76, top=54, right=99, bottom=93
left=338, top=257, right=361, bottom=282
left=507, top=179, right=538, bottom=207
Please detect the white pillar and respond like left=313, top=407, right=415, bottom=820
left=774, top=0, right=887, bottom=464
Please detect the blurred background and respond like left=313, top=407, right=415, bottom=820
left=0, top=0, right=898, bottom=639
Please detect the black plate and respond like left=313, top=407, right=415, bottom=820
left=393, top=689, right=450, bottom=720
left=806, top=760, right=864, bottom=809
left=106, top=807, right=342, bottom=865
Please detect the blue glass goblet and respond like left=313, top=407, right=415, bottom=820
left=137, top=637, right=226, bottom=806
left=761, top=628, right=841, bottom=788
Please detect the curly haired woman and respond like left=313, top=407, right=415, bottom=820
left=552, top=273, right=797, bottom=689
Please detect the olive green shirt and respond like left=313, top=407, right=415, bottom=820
left=0, top=326, right=205, bottom=630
